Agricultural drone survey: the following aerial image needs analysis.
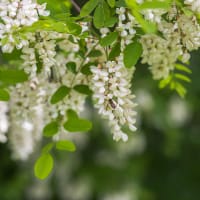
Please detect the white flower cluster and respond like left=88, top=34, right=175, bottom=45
left=91, top=57, right=137, bottom=142
left=0, top=0, right=49, bottom=52
left=4, top=34, right=90, bottom=159
left=90, top=8, right=138, bottom=141
left=141, top=33, right=182, bottom=79
left=140, top=5, right=200, bottom=80
left=116, top=7, right=137, bottom=49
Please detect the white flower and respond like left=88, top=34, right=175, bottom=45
left=91, top=57, right=137, bottom=142
left=141, top=34, right=178, bottom=79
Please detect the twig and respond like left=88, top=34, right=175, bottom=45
left=70, top=0, right=81, bottom=13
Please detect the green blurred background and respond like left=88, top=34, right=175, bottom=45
left=0, top=49, right=200, bottom=200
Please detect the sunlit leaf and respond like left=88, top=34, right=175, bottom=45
left=80, top=0, right=99, bottom=17
left=42, top=143, right=54, bottom=154
left=56, top=140, right=76, bottom=152
left=107, top=0, right=116, bottom=8
left=93, top=4, right=104, bottom=28
left=175, top=73, right=191, bottom=83
left=43, top=121, right=59, bottom=137
left=175, top=64, right=192, bottom=74
left=34, top=153, right=54, bottom=180
left=0, top=68, right=28, bottom=86
left=64, top=110, right=92, bottom=132
left=100, top=32, right=118, bottom=47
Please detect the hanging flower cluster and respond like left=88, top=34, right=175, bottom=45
left=0, top=0, right=199, bottom=179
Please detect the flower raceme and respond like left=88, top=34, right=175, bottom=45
left=91, top=59, right=137, bottom=142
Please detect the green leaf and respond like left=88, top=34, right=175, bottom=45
left=80, top=0, right=99, bottom=17
left=175, top=63, right=192, bottom=74
left=21, top=20, right=69, bottom=33
left=81, top=63, right=93, bottom=75
left=94, top=2, right=111, bottom=28
left=34, top=153, right=54, bottom=180
left=21, top=19, right=81, bottom=35
left=74, top=84, right=93, bottom=95
left=100, top=32, right=118, bottom=47
left=88, top=49, right=103, bottom=57
left=139, top=1, right=171, bottom=10
left=56, top=140, right=76, bottom=152
left=0, top=89, right=10, bottom=101
left=66, top=21, right=82, bottom=35
left=64, top=118, right=92, bottom=132
left=38, top=0, right=70, bottom=16
left=66, top=62, right=76, bottom=73
left=159, top=75, right=172, bottom=89
left=116, top=0, right=126, bottom=7
left=0, top=68, right=28, bottom=86
left=123, top=41, right=142, bottom=68
left=64, top=109, right=92, bottom=132
left=93, top=4, right=104, bottom=28
left=66, top=109, right=78, bottom=118
left=50, top=85, right=70, bottom=104
left=109, top=42, right=121, bottom=60
left=175, top=82, right=186, bottom=98
left=104, top=17, right=118, bottom=27
left=42, top=143, right=54, bottom=154
left=43, top=121, right=59, bottom=137
left=107, top=0, right=116, bottom=8
left=174, top=73, right=191, bottom=83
